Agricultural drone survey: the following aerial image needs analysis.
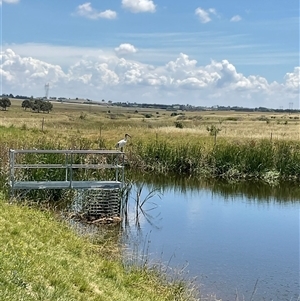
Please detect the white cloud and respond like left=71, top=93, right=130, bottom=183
left=166, top=53, right=197, bottom=72
left=115, top=43, right=138, bottom=56
left=195, top=8, right=210, bottom=23
left=0, top=0, right=19, bottom=4
left=1, top=48, right=299, bottom=109
left=0, top=49, right=67, bottom=93
left=208, top=8, right=217, bottom=15
left=230, top=15, right=242, bottom=22
left=195, top=7, right=217, bottom=23
left=122, top=0, right=156, bottom=13
left=98, top=10, right=117, bottom=19
left=284, top=67, right=300, bottom=90
left=3, top=43, right=114, bottom=70
left=74, top=2, right=117, bottom=20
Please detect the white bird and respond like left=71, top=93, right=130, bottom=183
left=115, top=134, right=131, bottom=152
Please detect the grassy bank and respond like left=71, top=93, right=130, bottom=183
left=0, top=197, right=196, bottom=301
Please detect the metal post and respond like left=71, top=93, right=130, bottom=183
left=9, top=149, right=15, bottom=199
left=121, top=152, right=125, bottom=188
left=115, top=152, right=119, bottom=182
left=69, top=151, right=73, bottom=188
left=65, top=152, right=68, bottom=181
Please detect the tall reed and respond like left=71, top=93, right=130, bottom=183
left=128, top=138, right=300, bottom=182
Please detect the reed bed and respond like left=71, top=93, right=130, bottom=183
left=126, top=138, right=300, bottom=182
left=2, top=129, right=299, bottom=190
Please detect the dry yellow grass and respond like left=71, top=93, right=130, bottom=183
left=153, top=121, right=299, bottom=141
left=1, top=99, right=299, bottom=144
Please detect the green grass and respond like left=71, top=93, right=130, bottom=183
left=0, top=197, right=197, bottom=301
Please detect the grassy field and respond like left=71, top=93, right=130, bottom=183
left=1, top=99, right=300, bottom=184
left=1, top=99, right=299, bottom=143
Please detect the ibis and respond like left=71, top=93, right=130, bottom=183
left=115, top=134, right=131, bottom=152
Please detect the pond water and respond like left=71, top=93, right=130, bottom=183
left=121, top=178, right=300, bottom=301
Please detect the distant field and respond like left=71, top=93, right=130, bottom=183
left=1, top=98, right=299, bottom=144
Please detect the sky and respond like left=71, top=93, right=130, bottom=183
left=0, top=0, right=299, bottom=109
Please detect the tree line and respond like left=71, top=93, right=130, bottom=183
left=0, top=97, right=53, bottom=113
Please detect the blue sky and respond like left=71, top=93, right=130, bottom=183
left=1, top=0, right=299, bottom=108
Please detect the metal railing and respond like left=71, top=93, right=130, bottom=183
left=9, top=149, right=125, bottom=198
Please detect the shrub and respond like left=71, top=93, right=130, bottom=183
left=225, top=117, right=239, bottom=121
left=0, top=97, right=11, bottom=111
left=206, top=125, right=221, bottom=136
left=79, top=112, right=87, bottom=120
left=174, top=121, right=183, bottom=128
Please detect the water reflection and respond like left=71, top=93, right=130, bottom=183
left=66, top=175, right=300, bottom=301
left=122, top=175, right=300, bottom=301
left=129, top=173, right=300, bottom=203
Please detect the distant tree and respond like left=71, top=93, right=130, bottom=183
left=15, top=95, right=28, bottom=99
left=22, top=99, right=32, bottom=111
left=28, top=99, right=52, bottom=113
left=30, top=99, right=53, bottom=113
left=40, top=101, right=53, bottom=113
left=0, top=97, right=11, bottom=111
left=31, top=99, right=43, bottom=113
